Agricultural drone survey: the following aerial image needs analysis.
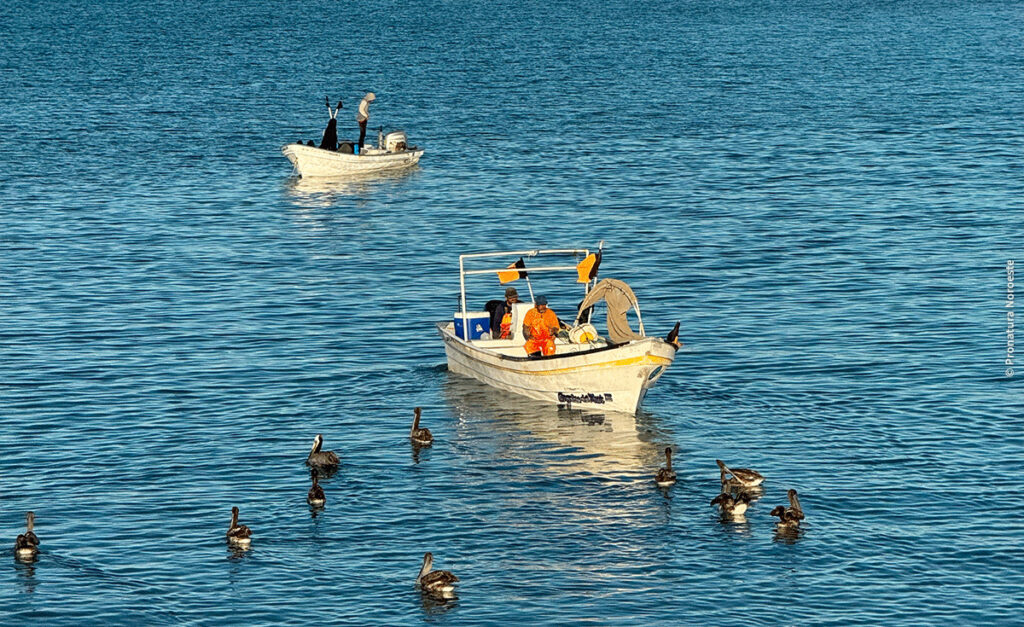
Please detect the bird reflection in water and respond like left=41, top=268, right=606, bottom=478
left=14, top=557, right=38, bottom=594
left=419, top=589, right=458, bottom=614
left=773, top=525, right=803, bottom=544
left=716, top=518, right=754, bottom=540
left=657, top=484, right=674, bottom=501
left=410, top=443, right=429, bottom=465
left=227, top=544, right=252, bottom=560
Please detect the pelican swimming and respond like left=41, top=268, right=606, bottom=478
left=226, top=506, right=252, bottom=547
left=710, top=492, right=752, bottom=518
left=716, top=459, right=764, bottom=488
left=410, top=407, right=433, bottom=446
left=654, top=447, right=677, bottom=487
left=770, top=489, right=805, bottom=528
left=306, top=434, right=340, bottom=469
left=307, top=472, right=325, bottom=507
left=416, top=552, right=458, bottom=595
left=13, top=511, right=39, bottom=560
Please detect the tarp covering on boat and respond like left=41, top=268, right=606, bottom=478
left=576, top=278, right=644, bottom=343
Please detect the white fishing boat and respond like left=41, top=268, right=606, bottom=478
left=437, top=247, right=681, bottom=415
left=282, top=129, right=423, bottom=177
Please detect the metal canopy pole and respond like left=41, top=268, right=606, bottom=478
left=458, top=255, right=468, bottom=340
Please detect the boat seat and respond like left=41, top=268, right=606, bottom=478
left=508, top=302, right=535, bottom=343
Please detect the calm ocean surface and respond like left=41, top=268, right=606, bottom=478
left=2, top=0, right=1022, bottom=624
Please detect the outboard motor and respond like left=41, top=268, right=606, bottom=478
left=384, top=130, right=408, bottom=152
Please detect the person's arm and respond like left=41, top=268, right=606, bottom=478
left=549, top=311, right=562, bottom=334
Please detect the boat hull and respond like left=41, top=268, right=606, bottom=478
left=281, top=143, right=423, bottom=177
left=439, top=324, right=675, bottom=414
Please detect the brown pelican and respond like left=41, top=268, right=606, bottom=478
left=654, top=447, right=677, bottom=487
left=710, top=492, right=752, bottom=518
left=226, top=506, right=252, bottom=547
left=307, top=434, right=340, bottom=469
left=665, top=321, right=682, bottom=350
left=716, top=459, right=764, bottom=488
left=13, top=512, right=39, bottom=560
left=416, top=552, right=458, bottom=595
left=770, top=489, right=805, bottom=528
left=307, top=472, right=325, bottom=507
left=410, top=407, right=433, bottom=446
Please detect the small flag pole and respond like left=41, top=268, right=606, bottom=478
left=592, top=240, right=604, bottom=291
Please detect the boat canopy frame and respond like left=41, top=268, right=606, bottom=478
left=455, top=246, right=646, bottom=340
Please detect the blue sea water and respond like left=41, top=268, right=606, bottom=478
left=1, top=0, right=1022, bottom=623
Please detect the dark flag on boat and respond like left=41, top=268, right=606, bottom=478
left=498, top=258, right=528, bottom=284
left=576, top=250, right=602, bottom=283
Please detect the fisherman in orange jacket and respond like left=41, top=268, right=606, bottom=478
left=522, top=295, right=561, bottom=357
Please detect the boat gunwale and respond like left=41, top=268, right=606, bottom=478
left=281, top=143, right=425, bottom=160
left=436, top=321, right=668, bottom=363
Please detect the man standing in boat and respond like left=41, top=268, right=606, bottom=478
left=523, top=296, right=561, bottom=357
left=356, top=92, right=375, bottom=150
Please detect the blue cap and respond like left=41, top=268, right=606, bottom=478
left=535, top=295, right=548, bottom=305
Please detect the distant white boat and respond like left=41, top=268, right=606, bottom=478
left=438, top=247, right=681, bottom=415
left=282, top=129, right=423, bottom=177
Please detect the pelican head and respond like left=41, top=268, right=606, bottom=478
left=310, top=434, right=324, bottom=456
left=416, top=552, right=434, bottom=583
left=25, top=511, right=35, bottom=532
left=788, top=489, right=804, bottom=518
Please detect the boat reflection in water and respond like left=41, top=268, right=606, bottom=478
left=442, top=374, right=674, bottom=479
left=284, top=166, right=420, bottom=207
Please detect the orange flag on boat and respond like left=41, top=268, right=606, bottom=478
left=498, top=258, right=528, bottom=284
left=576, top=250, right=602, bottom=283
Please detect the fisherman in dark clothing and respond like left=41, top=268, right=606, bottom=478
left=320, top=96, right=342, bottom=151
left=486, top=287, right=520, bottom=339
